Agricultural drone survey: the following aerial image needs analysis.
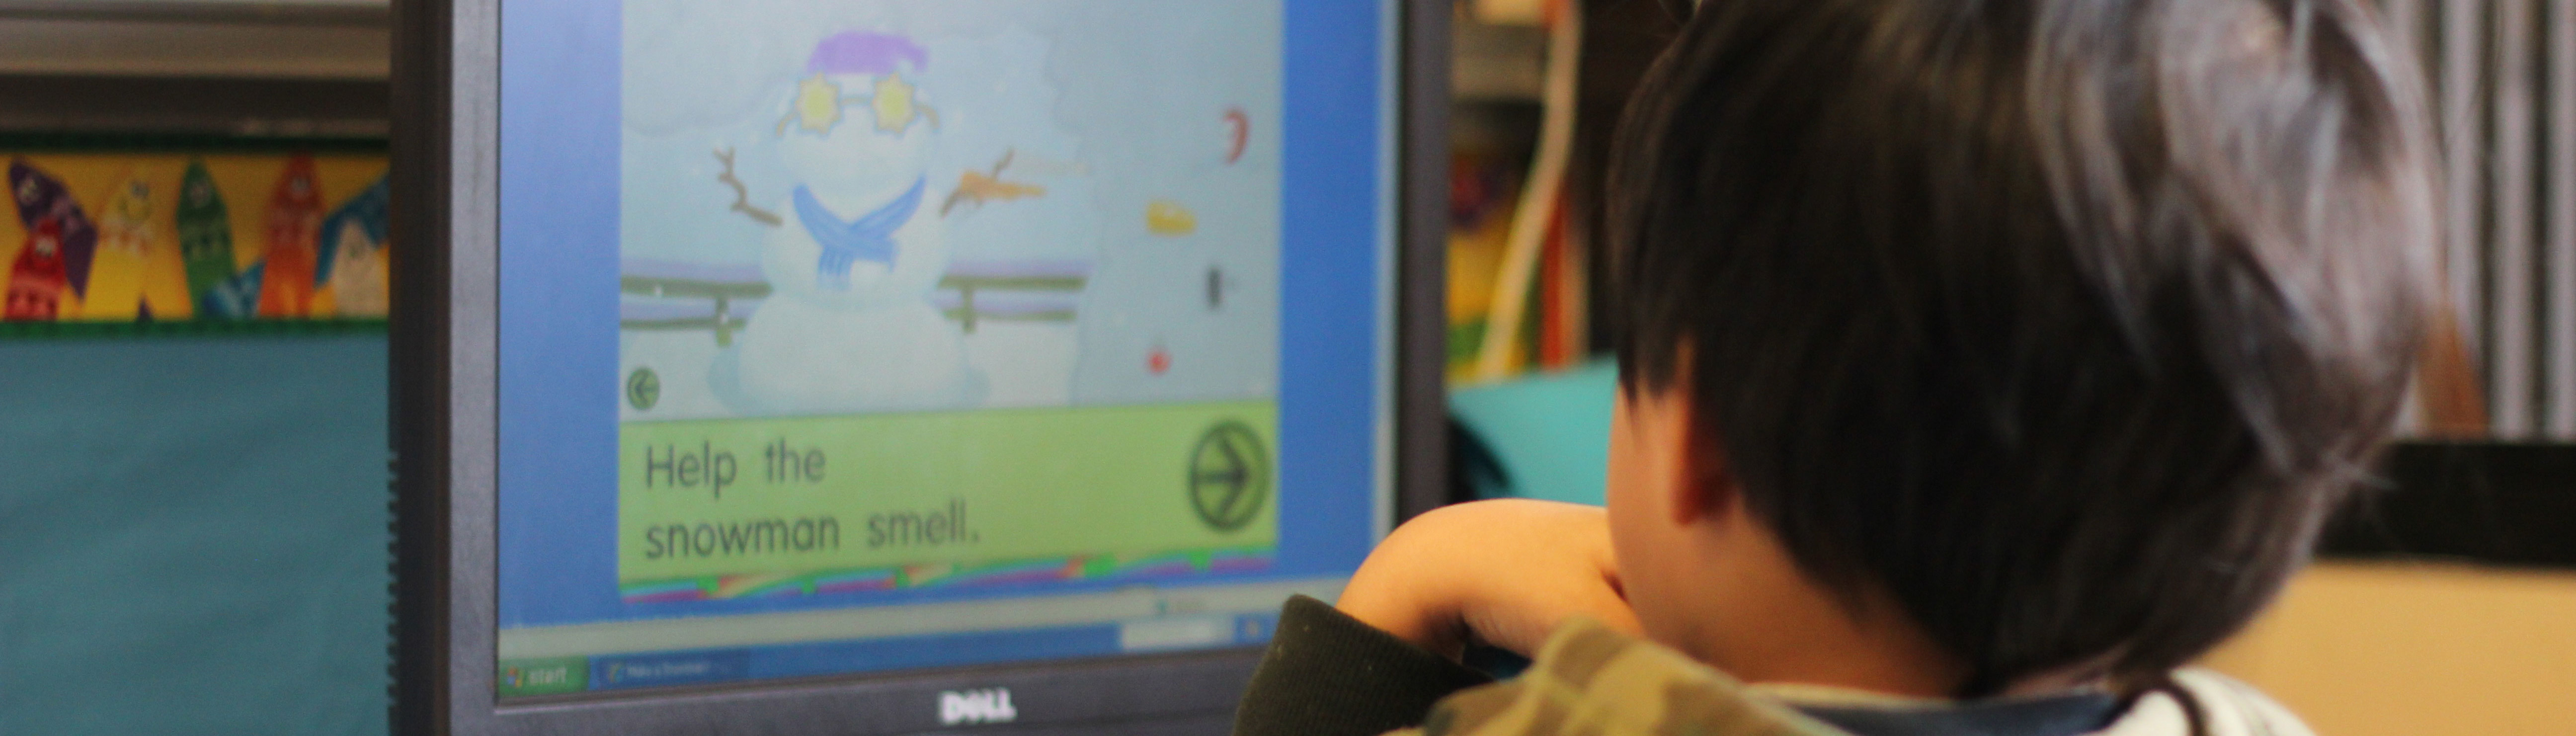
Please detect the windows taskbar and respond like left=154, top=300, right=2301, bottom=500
left=495, top=575, right=1343, bottom=698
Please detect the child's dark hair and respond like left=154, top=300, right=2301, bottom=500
left=1606, top=0, right=2436, bottom=694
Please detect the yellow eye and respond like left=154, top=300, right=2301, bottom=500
left=795, top=76, right=844, bottom=134
left=872, top=75, right=918, bottom=134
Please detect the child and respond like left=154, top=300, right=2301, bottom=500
left=1235, top=0, right=2434, bottom=735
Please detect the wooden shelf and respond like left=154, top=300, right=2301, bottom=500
left=0, top=1, right=387, bottom=80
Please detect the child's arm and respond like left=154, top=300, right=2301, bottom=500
left=1231, top=500, right=1639, bottom=736
left=1231, top=595, right=1492, bottom=736
left=1337, top=499, right=1643, bottom=657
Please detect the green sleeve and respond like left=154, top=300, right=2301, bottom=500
left=1231, top=595, right=1496, bottom=736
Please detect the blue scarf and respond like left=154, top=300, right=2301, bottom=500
left=792, top=177, right=925, bottom=291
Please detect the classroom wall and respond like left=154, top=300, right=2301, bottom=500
left=2203, top=561, right=2576, bottom=736
left=0, top=335, right=389, bottom=735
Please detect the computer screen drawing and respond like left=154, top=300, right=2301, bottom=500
left=609, top=7, right=1285, bottom=611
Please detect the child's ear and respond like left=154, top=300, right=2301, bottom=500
left=1669, top=396, right=1737, bottom=528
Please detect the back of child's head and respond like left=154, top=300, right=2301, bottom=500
left=1604, top=0, right=2436, bottom=694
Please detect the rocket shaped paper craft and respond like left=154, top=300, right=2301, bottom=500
left=182, top=161, right=259, bottom=320
left=177, top=160, right=237, bottom=301
left=255, top=155, right=324, bottom=318
left=318, top=175, right=390, bottom=316
left=8, top=159, right=97, bottom=300
left=99, top=176, right=152, bottom=256
left=6, top=218, right=69, bottom=321
left=89, top=174, right=177, bottom=319
left=202, top=262, right=264, bottom=320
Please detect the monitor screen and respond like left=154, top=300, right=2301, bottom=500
left=488, top=0, right=1403, bottom=699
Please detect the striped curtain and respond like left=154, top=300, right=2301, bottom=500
left=2390, top=0, right=2576, bottom=439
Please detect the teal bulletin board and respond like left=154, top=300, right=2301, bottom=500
left=0, top=324, right=390, bottom=731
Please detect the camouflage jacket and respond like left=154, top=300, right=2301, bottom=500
left=1232, top=596, right=2312, bottom=736
left=1390, top=617, right=2315, bottom=736
left=1387, top=616, right=1846, bottom=736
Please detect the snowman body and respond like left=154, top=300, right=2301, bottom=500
left=734, top=67, right=978, bottom=413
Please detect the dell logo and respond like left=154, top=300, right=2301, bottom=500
left=938, top=687, right=1018, bottom=726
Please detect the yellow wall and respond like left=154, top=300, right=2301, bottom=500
left=0, top=152, right=387, bottom=320
left=2203, top=561, right=2576, bottom=736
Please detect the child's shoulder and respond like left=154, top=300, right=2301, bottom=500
left=1403, top=617, right=1844, bottom=736
left=1404, top=622, right=2315, bottom=736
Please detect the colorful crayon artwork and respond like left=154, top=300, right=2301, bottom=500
left=317, top=177, right=390, bottom=317
left=6, top=218, right=68, bottom=321
left=177, top=162, right=234, bottom=299
left=255, top=156, right=324, bottom=319
left=92, top=174, right=181, bottom=319
left=9, top=160, right=96, bottom=300
left=0, top=149, right=388, bottom=332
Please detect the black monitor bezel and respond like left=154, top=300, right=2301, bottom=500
left=388, top=0, right=1451, bottom=733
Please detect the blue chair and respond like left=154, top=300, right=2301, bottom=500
left=1448, top=360, right=1616, bottom=506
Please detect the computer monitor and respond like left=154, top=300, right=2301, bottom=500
left=390, top=1, right=1449, bottom=733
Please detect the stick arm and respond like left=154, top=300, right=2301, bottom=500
left=715, top=147, right=784, bottom=227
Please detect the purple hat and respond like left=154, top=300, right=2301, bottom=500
left=807, top=31, right=927, bottom=76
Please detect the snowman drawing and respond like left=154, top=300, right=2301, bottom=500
left=713, top=30, right=1037, bottom=414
